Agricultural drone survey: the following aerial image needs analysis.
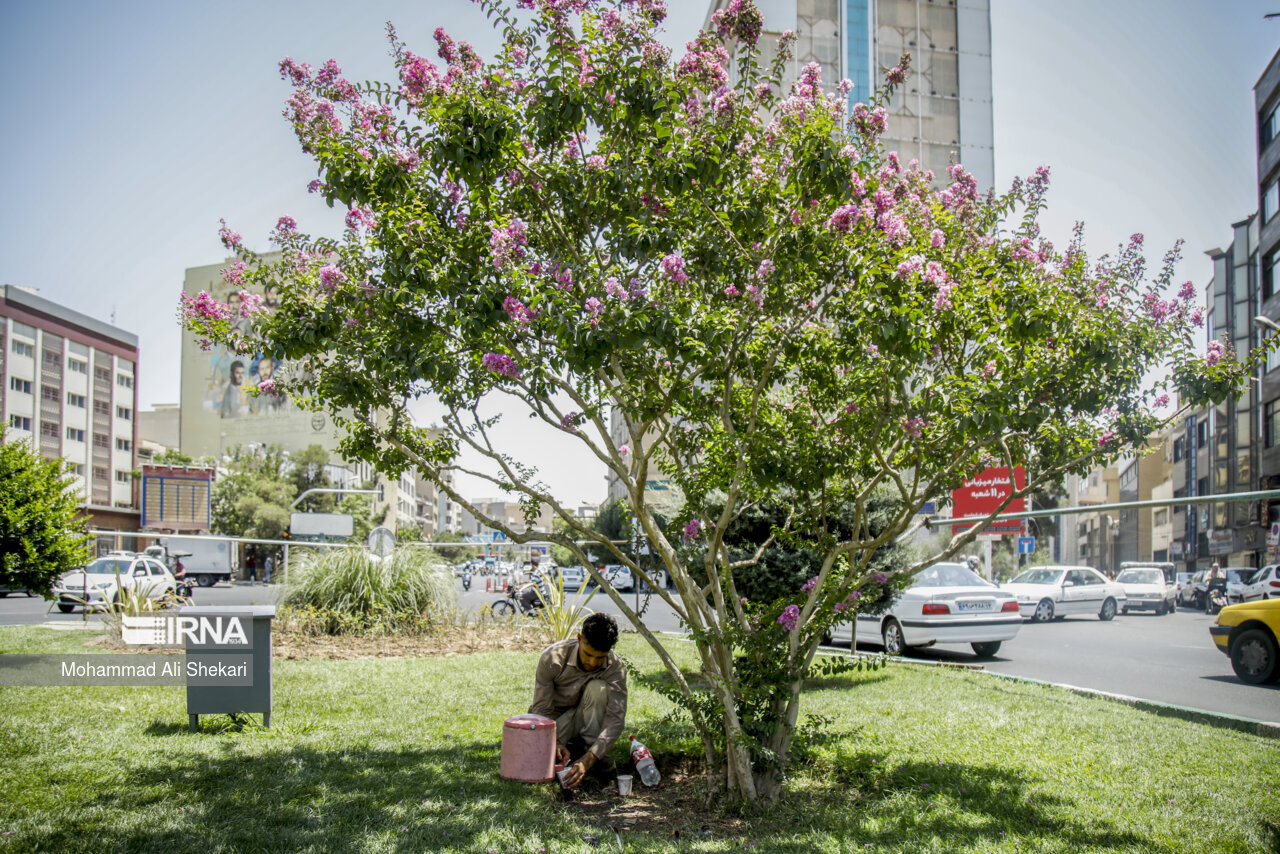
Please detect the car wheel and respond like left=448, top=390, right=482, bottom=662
left=196, top=574, right=214, bottom=588
left=1099, top=598, right=1118, bottom=621
left=881, top=618, right=906, bottom=656
left=971, top=641, right=1001, bottom=659
left=57, top=603, right=74, bottom=614
left=1229, top=628, right=1279, bottom=684
left=0, top=591, right=7, bottom=598
left=490, top=600, right=515, bottom=618
left=1033, top=598, right=1055, bottom=622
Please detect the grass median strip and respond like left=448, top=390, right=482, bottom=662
left=0, top=625, right=1277, bottom=853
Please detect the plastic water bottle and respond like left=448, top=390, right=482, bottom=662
left=629, top=735, right=661, bottom=787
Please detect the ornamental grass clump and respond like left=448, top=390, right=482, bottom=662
left=283, top=548, right=457, bottom=633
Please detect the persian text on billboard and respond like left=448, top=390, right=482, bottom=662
left=952, top=466, right=1027, bottom=535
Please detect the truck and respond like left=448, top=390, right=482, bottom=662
left=151, top=537, right=236, bottom=587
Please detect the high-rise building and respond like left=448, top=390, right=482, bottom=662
left=1, top=285, right=141, bottom=534
left=1255, top=46, right=1280, bottom=547
left=706, top=0, right=994, bottom=186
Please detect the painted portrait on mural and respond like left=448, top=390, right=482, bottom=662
left=200, top=288, right=292, bottom=420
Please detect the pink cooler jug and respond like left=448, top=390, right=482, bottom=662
left=499, top=714, right=557, bottom=782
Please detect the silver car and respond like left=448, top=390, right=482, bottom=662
left=829, top=562, right=1023, bottom=658
left=1001, top=565, right=1127, bottom=622
left=1115, top=566, right=1177, bottom=615
left=53, top=555, right=177, bottom=613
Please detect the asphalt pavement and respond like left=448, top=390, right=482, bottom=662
left=4, top=581, right=1276, bottom=724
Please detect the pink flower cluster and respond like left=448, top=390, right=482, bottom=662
left=710, top=0, right=764, bottom=46
left=1206, top=340, right=1226, bottom=367
left=345, top=206, right=376, bottom=231
left=777, top=604, right=800, bottom=632
left=661, top=253, right=689, bottom=284
left=481, top=352, right=521, bottom=378
left=682, top=519, right=702, bottom=541
left=559, top=411, right=582, bottom=431
left=827, top=204, right=860, bottom=233
left=584, top=297, right=604, bottom=326
left=605, top=277, right=630, bottom=301
left=490, top=219, right=528, bottom=269
left=833, top=591, right=861, bottom=614
left=800, top=576, right=818, bottom=594
left=503, top=296, right=537, bottom=324
left=218, top=219, right=242, bottom=252
left=901, top=416, right=926, bottom=439
left=180, top=290, right=233, bottom=324
left=675, top=34, right=729, bottom=90
left=319, top=265, right=347, bottom=289
left=221, top=261, right=247, bottom=286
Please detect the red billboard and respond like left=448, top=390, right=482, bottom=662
left=951, top=466, right=1026, bottom=535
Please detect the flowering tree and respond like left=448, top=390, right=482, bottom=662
left=182, top=0, right=1260, bottom=802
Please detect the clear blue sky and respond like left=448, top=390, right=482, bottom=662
left=1, top=0, right=1277, bottom=504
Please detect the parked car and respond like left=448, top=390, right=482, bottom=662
left=52, top=555, right=177, bottom=613
left=1179, top=570, right=1207, bottom=608
left=560, top=566, right=586, bottom=591
left=1209, top=599, right=1280, bottom=684
left=1222, top=567, right=1256, bottom=605
left=1001, top=565, right=1127, bottom=622
left=1242, top=564, right=1280, bottom=602
left=597, top=564, right=634, bottom=592
left=0, top=585, right=35, bottom=597
left=829, top=561, right=1022, bottom=658
left=1173, top=571, right=1195, bottom=606
left=1115, top=566, right=1177, bottom=615
left=1120, top=561, right=1176, bottom=584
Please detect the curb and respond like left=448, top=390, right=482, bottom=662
left=677, top=634, right=1280, bottom=740
left=981, top=670, right=1280, bottom=740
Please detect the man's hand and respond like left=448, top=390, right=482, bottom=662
left=562, top=759, right=589, bottom=790
left=555, top=745, right=570, bottom=766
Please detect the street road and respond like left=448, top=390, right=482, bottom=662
left=4, top=582, right=1275, bottom=723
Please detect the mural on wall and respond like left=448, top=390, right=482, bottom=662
left=200, top=285, right=291, bottom=420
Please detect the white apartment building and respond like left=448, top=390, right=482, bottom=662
left=1, top=285, right=140, bottom=532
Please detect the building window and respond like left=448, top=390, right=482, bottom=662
left=94, top=366, right=111, bottom=382
left=11, top=340, right=34, bottom=358
left=43, top=350, right=62, bottom=368
left=66, top=392, right=86, bottom=408
left=114, top=470, right=131, bottom=484
left=1172, top=437, right=1184, bottom=462
left=93, top=433, right=109, bottom=449
left=93, top=400, right=109, bottom=416
left=9, top=415, right=31, bottom=431
left=1266, top=178, right=1280, bottom=224
left=117, top=374, right=133, bottom=389
left=1265, top=249, right=1279, bottom=303
left=93, top=466, right=107, bottom=481
left=1263, top=102, right=1279, bottom=149
left=115, top=438, right=132, bottom=452
left=1154, top=509, right=1168, bottom=527
left=116, top=406, right=132, bottom=420
left=41, top=385, right=59, bottom=402
left=67, top=359, right=87, bottom=374
left=1196, top=419, right=1208, bottom=448
left=65, top=427, right=85, bottom=443
left=40, top=422, right=58, bottom=439
left=1267, top=399, right=1280, bottom=449
left=9, top=377, right=32, bottom=394
left=71, top=463, right=85, bottom=476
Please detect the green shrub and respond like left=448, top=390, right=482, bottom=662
left=282, top=548, right=457, bottom=626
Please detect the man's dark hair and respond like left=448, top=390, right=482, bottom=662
left=581, top=613, right=619, bottom=652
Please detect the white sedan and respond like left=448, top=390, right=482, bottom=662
left=1242, top=565, right=1280, bottom=602
left=1002, top=565, right=1127, bottom=622
left=1115, top=566, right=1177, bottom=615
left=53, top=554, right=178, bottom=613
left=829, top=562, right=1023, bottom=658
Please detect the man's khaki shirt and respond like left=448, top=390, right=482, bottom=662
left=528, top=638, right=627, bottom=761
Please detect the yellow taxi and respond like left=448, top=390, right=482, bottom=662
left=1209, top=599, right=1280, bottom=684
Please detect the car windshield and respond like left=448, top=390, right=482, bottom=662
left=83, top=559, right=130, bottom=575
left=1224, top=569, right=1254, bottom=583
left=1117, top=569, right=1163, bottom=585
left=1010, top=569, right=1063, bottom=585
left=910, top=563, right=992, bottom=588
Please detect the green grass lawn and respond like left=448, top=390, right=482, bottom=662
left=1, top=626, right=1277, bottom=853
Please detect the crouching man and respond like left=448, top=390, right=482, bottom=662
left=528, top=613, right=627, bottom=790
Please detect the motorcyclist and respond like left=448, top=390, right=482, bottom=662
left=172, top=558, right=192, bottom=597
left=1204, top=562, right=1227, bottom=613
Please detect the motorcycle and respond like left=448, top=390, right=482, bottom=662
left=490, top=579, right=544, bottom=618
left=1205, top=580, right=1229, bottom=615
left=462, top=568, right=472, bottom=591
left=172, top=560, right=193, bottom=599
